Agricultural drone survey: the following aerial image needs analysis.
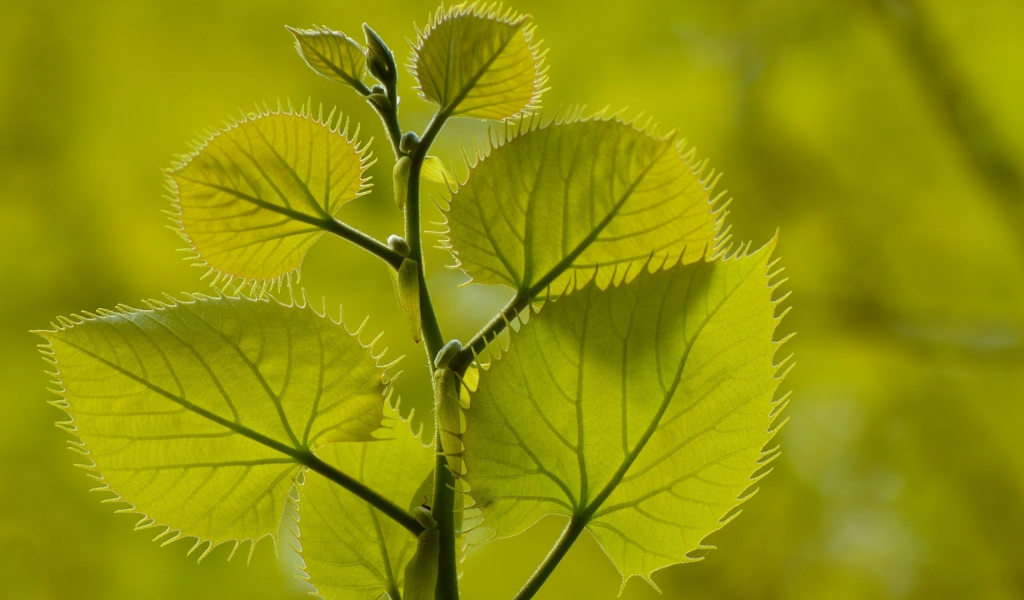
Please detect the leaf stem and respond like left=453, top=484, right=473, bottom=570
left=511, top=516, right=588, bottom=600
left=450, top=292, right=527, bottom=374
left=298, top=450, right=426, bottom=537
left=320, top=217, right=406, bottom=270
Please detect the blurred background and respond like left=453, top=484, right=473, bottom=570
left=2, top=0, right=1023, bottom=598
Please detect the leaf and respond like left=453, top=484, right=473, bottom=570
left=35, top=293, right=391, bottom=558
left=421, top=156, right=454, bottom=185
left=296, top=403, right=434, bottom=600
left=410, top=3, right=546, bottom=120
left=397, top=258, right=422, bottom=343
left=166, top=103, right=372, bottom=292
left=461, top=242, right=789, bottom=588
left=288, top=26, right=368, bottom=91
left=443, top=114, right=725, bottom=297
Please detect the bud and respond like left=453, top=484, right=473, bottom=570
left=434, top=339, right=463, bottom=370
left=387, top=234, right=411, bottom=257
left=369, top=84, right=385, bottom=95
left=400, top=132, right=420, bottom=154
left=363, top=24, right=397, bottom=88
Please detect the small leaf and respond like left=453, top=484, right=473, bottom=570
left=166, top=103, right=372, bottom=292
left=461, top=242, right=789, bottom=588
left=411, top=3, right=546, bottom=120
left=394, top=156, right=411, bottom=211
left=444, top=114, right=725, bottom=296
left=297, top=403, right=434, bottom=600
left=288, top=26, right=368, bottom=90
left=35, top=293, right=391, bottom=558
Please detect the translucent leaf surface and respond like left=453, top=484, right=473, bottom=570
left=462, top=243, right=788, bottom=587
left=166, top=104, right=372, bottom=290
left=36, top=293, right=390, bottom=557
left=288, top=26, right=368, bottom=90
left=296, top=403, right=433, bottom=600
left=444, top=115, right=724, bottom=296
left=411, top=3, right=545, bottom=120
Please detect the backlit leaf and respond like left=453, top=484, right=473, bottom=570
left=166, top=103, right=372, bottom=292
left=35, top=293, right=391, bottom=558
left=443, top=114, right=725, bottom=297
left=288, top=26, right=369, bottom=90
left=410, top=3, right=546, bottom=120
left=461, top=242, right=789, bottom=588
left=296, top=402, right=433, bottom=600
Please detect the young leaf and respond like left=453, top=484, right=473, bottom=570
left=166, top=103, right=372, bottom=291
left=296, top=403, right=434, bottom=600
left=461, top=242, right=789, bottom=588
left=410, top=3, right=546, bottom=120
left=288, top=26, right=369, bottom=91
left=35, top=293, right=391, bottom=558
left=443, top=115, right=724, bottom=297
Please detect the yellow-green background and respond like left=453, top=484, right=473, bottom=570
left=3, top=0, right=1023, bottom=598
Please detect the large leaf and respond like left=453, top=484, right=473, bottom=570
left=295, top=402, right=434, bottom=600
left=166, top=103, right=372, bottom=291
left=35, top=293, right=391, bottom=558
left=461, top=242, right=789, bottom=588
left=410, top=3, right=546, bottom=120
left=288, top=26, right=368, bottom=90
left=443, top=115, right=724, bottom=297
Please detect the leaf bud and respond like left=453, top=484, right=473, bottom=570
left=369, top=84, right=385, bottom=95
left=434, top=339, right=463, bottom=370
left=387, top=234, right=411, bottom=257
left=363, top=24, right=397, bottom=87
left=400, top=132, right=420, bottom=154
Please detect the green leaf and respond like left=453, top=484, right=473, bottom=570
left=410, top=3, right=546, bottom=120
left=166, top=103, right=372, bottom=292
left=296, top=403, right=434, bottom=600
left=288, top=26, right=368, bottom=91
left=35, top=293, right=391, bottom=558
left=461, top=242, right=789, bottom=588
left=443, top=115, right=725, bottom=297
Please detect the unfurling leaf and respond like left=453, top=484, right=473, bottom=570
left=398, top=258, right=423, bottom=343
left=297, top=403, right=434, bottom=600
left=411, top=3, right=546, bottom=120
left=445, top=115, right=725, bottom=297
left=288, top=26, right=368, bottom=90
left=35, top=293, right=391, bottom=558
left=402, top=508, right=440, bottom=600
left=167, top=103, right=372, bottom=290
left=462, top=242, right=789, bottom=588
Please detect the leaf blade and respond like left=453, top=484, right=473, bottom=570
left=444, top=115, right=724, bottom=296
left=36, top=293, right=389, bottom=557
left=288, top=26, right=369, bottom=90
left=461, top=243, right=787, bottom=586
left=166, top=103, right=372, bottom=291
left=411, top=4, right=546, bottom=120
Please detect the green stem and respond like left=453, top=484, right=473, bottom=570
left=407, top=110, right=460, bottom=600
left=512, top=516, right=587, bottom=600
